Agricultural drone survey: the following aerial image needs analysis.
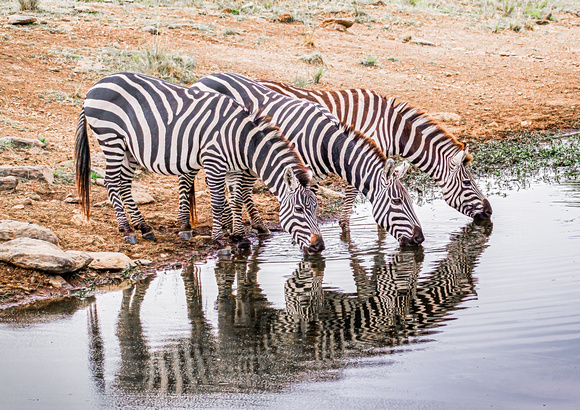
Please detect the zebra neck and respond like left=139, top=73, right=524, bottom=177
left=244, top=134, right=299, bottom=197
left=323, top=130, right=385, bottom=200
left=377, top=100, right=462, bottom=185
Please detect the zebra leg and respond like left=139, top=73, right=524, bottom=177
left=117, top=156, right=155, bottom=241
left=177, top=172, right=199, bottom=240
left=204, top=164, right=228, bottom=248
left=338, top=185, right=359, bottom=233
left=104, top=157, right=136, bottom=244
left=227, top=172, right=251, bottom=247
left=240, top=172, right=270, bottom=236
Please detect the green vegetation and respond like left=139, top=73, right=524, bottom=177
left=293, top=67, right=326, bottom=87
left=400, top=130, right=580, bottom=203
left=97, top=43, right=197, bottom=85
left=360, top=55, right=378, bottom=67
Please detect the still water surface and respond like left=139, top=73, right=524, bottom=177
left=0, top=181, right=579, bottom=409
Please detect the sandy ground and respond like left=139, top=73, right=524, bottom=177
left=1, top=0, right=579, bottom=307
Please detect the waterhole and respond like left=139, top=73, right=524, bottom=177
left=1, top=180, right=579, bottom=409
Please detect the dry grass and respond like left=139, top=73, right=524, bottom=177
left=18, top=0, right=40, bottom=11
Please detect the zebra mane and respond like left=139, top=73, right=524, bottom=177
left=385, top=97, right=473, bottom=166
left=338, top=122, right=388, bottom=163
left=248, top=111, right=311, bottom=188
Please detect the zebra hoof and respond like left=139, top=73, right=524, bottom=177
left=179, top=231, right=193, bottom=240
left=237, top=238, right=252, bottom=249
left=255, top=226, right=271, bottom=236
left=142, top=231, right=156, bottom=241
left=125, top=235, right=138, bottom=245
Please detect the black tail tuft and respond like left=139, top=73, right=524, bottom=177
left=74, top=107, right=91, bottom=219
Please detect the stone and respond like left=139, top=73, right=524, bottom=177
left=8, top=15, right=37, bottom=25
left=84, top=251, right=135, bottom=270
left=0, top=165, right=54, bottom=184
left=135, top=259, right=153, bottom=266
left=430, top=112, right=461, bottom=123
left=278, top=14, right=293, bottom=23
left=0, top=137, right=45, bottom=149
left=322, top=18, right=354, bottom=28
left=333, top=24, right=347, bottom=32
left=0, top=220, right=59, bottom=244
left=0, top=176, right=18, bottom=191
left=47, top=275, right=73, bottom=289
left=193, top=235, right=212, bottom=247
left=143, top=26, right=159, bottom=35
left=73, top=5, right=97, bottom=13
left=318, top=186, right=346, bottom=199
left=132, top=184, right=155, bottom=205
left=412, top=39, right=435, bottom=46
left=0, top=238, right=92, bottom=273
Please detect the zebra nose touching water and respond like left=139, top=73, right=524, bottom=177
left=74, top=72, right=323, bottom=254
left=183, top=72, right=424, bottom=246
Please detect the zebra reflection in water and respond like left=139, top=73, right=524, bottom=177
left=87, top=220, right=492, bottom=394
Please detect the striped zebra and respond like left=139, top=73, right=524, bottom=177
left=257, top=80, right=493, bottom=231
left=74, top=72, right=324, bottom=254
left=186, top=73, right=424, bottom=246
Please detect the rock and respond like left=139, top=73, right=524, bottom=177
left=0, top=176, right=18, bottom=191
left=85, top=252, right=135, bottom=270
left=13, top=204, right=25, bottom=210
left=333, top=24, right=347, bottom=32
left=318, top=186, right=346, bottom=199
left=132, top=184, right=155, bottom=204
left=0, top=137, right=45, bottom=149
left=430, top=112, right=461, bottom=123
left=193, top=235, right=212, bottom=247
left=0, top=220, right=59, bottom=244
left=322, top=18, right=354, bottom=28
left=73, top=5, right=97, bottom=13
left=521, top=120, right=531, bottom=127
left=278, top=14, right=293, bottom=23
left=0, top=238, right=92, bottom=273
left=47, top=275, right=73, bottom=290
left=8, top=15, right=37, bottom=25
left=412, top=39, right=435, bottom=46
left=143, top=26, right=159, bottom=35
left=135, top=259, right=153, bottom=266
left=0, top=165, right=54, bottom=184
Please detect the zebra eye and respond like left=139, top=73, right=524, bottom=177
left=296, top=206, right=304, bottom=213
left=463, top=179, right=472, bottom=186
left=392, top=198, right=402, bottom=205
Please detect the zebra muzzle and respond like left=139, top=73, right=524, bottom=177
left=306, top=234, right=325, bottom=254
left=399, top=225, right=424, bottom=246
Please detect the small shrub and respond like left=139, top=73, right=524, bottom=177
left=223, top=27, right=239, bottom=36
left=299, top=51, right=324, bottom=65
left=18, top=0, right=40, bottom=11
left=360, top=55, right=378, bottom=67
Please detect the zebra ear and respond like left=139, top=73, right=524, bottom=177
left=394, top=161, right=410, bottom=179
left=283, top=166, right=299, bottom=190
left=452, top=150, right=467, bottom=167
left=384, top=158, right=396, bottom=178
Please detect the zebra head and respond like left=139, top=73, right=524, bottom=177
left=441, top=147, right=493, bottom=220
left=279, top=166, right=325, bottom=255
left=372, top=159, right=424, bottom=246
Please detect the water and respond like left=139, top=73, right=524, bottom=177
left=1, top=181, right=579, bottom=409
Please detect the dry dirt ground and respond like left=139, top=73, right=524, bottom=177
left=1, top=0, right=579, bottom=307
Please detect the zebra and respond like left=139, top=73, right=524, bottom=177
left=74, top=72, right=324, bottom=254
left=256, top=80, right=493, bottom=231
left=184, top=73, right=424, bottom=246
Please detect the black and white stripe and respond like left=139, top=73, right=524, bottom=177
left=74, top=72, right=322, bottom=253
left=184, top=73, right=423, bottom=245
left=257, top=81, right=493, bottom=226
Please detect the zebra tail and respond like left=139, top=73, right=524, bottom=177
left=189, top=178, right=198, bottom=227
left=74, top=107, right=91, bottom=220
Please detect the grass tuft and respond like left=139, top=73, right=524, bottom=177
left=18, top=0, right=40, bottom=11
